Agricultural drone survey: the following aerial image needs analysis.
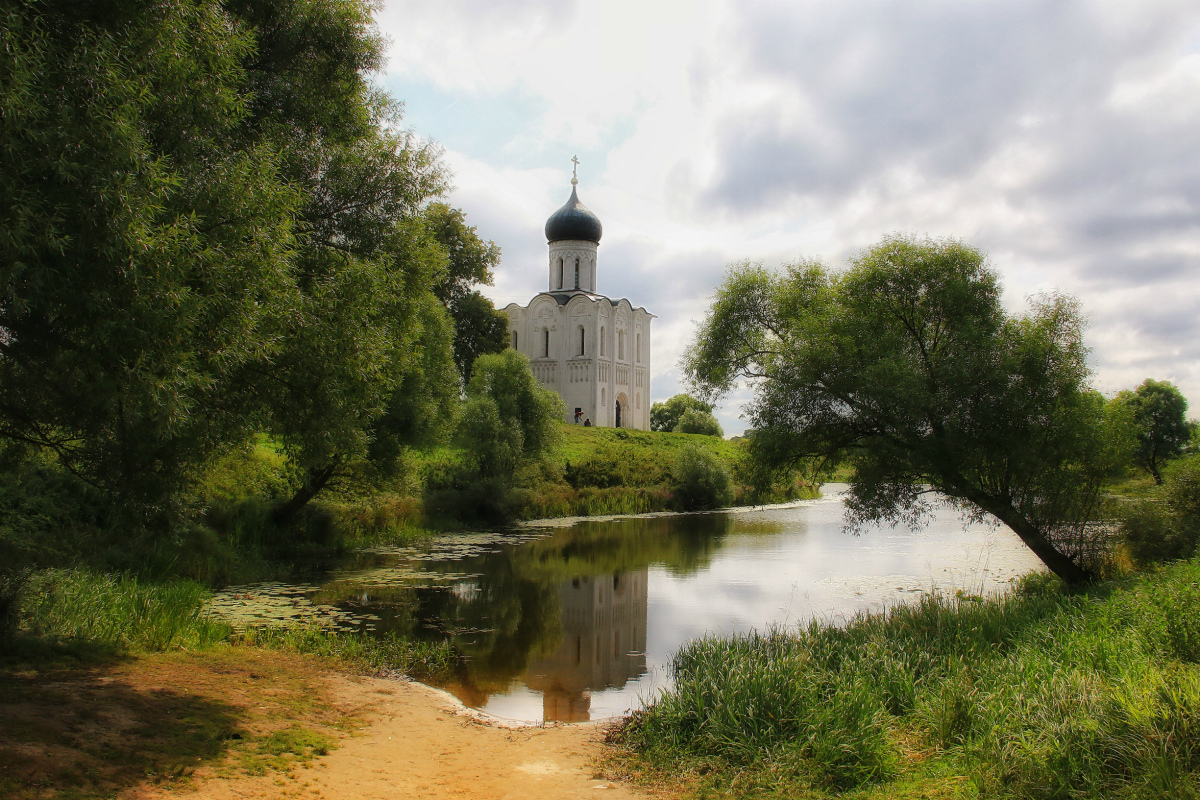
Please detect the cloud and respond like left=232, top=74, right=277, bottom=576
left=375, top=0, right=1200, bottom=430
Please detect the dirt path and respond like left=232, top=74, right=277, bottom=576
left=0, top=649, right=652, bottom=800
left=152, top=674, right=647, bottom=800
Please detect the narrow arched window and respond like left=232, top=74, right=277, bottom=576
left=636, top=333, right=641, bottom=362
left=579, top=326, right=585, bottom=355
left=544, top=328, right=550, bottom=357
left=574, top=258, right=580, bottom=289
left=512, top=331, right=518, bottom=350
left=558, top=258, right=564, bottom=289
left=600, top=326, right=605, bottom=356
left=618, top=331, right=624, bottom=360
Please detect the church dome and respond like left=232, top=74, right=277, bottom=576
left=545, top=185, right=603, bottom=244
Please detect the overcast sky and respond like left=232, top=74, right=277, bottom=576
left=375, top=0, right=1200, bottom=436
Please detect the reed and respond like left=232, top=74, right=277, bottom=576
left=8, top=570, right=457, bottom=684
left=621, top=562, right=1200, bottom=798
left=16, top=569, right=232, bottom=652
left=239, top=624, right=458, bottom=681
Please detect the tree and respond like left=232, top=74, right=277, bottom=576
left=217, top=0, right=454, bottom=524
left=0, top=0, right=460, bottom=527
left=457, top=350, right=563, bottom=480
left=686, top=235, right=1120, bottom=584
left=651, top=394, right=716, bottom=433
left=1114, top=379, right=1195, bottom=484
left=671, top=444, right=733, bottom=510
left=674, top=408, right=724, bottom=437
left=0, top=0, right=299, bottom=508
left=425, top=203, right=509, bottom=382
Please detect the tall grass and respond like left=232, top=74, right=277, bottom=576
left=239, top=624, right=458, bottom=681
left=8, top=569, right=459, bottom=683
left=520, top=484, right=676, bottom=519
left=17, top=569, right=232, bottom=652
left=622, top=563, right=1200, bottom=797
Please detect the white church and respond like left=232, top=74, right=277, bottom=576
left=505, top=167, right=654, bottom=430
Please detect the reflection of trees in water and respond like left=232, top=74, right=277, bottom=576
left=514, top=513, right=735, bottom=580
left=307, top=512, right=740, bottom=707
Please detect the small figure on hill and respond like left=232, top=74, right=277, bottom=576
left=574, top=408, right=583, bottom=424
left=584, top=418, right=592, bottom=427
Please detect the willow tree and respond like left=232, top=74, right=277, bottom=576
left=686, top=235, right=1122, bottom=584
left=0, top=0, right=299, bottom=507
left=0, top=0, right=461, bottom=524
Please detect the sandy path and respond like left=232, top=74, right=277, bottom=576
left=150, top=674, right=648, bottom=800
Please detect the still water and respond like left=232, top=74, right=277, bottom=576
left=208, top=485, right=1044, bottom=724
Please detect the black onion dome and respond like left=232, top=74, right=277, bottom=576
left=544, top=185, right=602, bottom=244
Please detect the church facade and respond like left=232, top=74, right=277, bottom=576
left=505, top=174, right=654, bottom=429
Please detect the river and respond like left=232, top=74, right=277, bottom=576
left=207, top=484, right=1044, bottom=724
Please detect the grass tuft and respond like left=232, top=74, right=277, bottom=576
left=619, top=561, right=1200, bottom=798
left=237, top=623, right=459, bottom=682
left=14, top=569, right=231, bottom=653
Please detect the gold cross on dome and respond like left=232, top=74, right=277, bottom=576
left=571, top=155, right=580, bottom=184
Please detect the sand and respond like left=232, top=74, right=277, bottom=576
left=137, top=672, right=647, bottom=800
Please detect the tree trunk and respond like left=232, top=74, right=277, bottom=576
left=271, top=461, right=340, bottom=527
left=981, top=501, right=1094, bottom=585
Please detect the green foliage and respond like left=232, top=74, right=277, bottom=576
left=622, top=561, right=1200, bottom=798
left=1114, top=379, right=1196, bottom=484
left=1165, top=454, right=1200, bottom=519
left=0, top=0, right=299, bottom=506
left=672, top=444, right=734, bottom=511
left=519, top=484, right=676, bottom=519
left=674, top=407, right=724, bottom=437
left=1120, top=455, right=1200, bottom=566
left=15, top=569, right=231, bottom=653
left=458, top=350, right=563, bottom=480
left=1120, top=500, right=1199, bottom=566
left=651, top=393, right=715, bottom=433
left=0, top=0, right=466, bottom=534
left=242, top=623, right=458, bottom=682
left=686, top=235, right=1118, bottom=584
left=425, top=203, right=508, bottom=382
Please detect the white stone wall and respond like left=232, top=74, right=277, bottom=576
left=505, top=293, right=653, bottom=430
left=547, top=240, right=598, bottom=293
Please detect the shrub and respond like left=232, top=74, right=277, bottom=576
left=674, top=408, right=723, bottom=437
left=1120, top=500, right=1197, bottom=566
left=1165, top=455, right=1200, bottom=519
left=671, top=444, right=733, bottom=511
left=1119, top=459, right=1200, bottom=566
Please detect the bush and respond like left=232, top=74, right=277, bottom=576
left=1165, top=455, right=1200, bottom=518
left=1120, top=458, right=1200, bottom=566
left=1120, top=500, right=1198, bottom=566
left=672, top=444, right=733, bottom=511
left=674, top=408, right=723, bottom=437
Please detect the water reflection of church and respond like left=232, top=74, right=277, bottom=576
left=525, top=570, right=648, bottom=722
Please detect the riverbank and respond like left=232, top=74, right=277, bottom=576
left=0, top=646, right=642, bottom=800
left=610, top=558, right=1200, bottom=800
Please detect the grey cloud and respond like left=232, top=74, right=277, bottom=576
left=1075, top=251, right=1198, bottom=287
left=385, top=0, right=578, bottom=39
left=697, top=1, right=1198, bottom=212
left=599, top=240, right=729, bottom=308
